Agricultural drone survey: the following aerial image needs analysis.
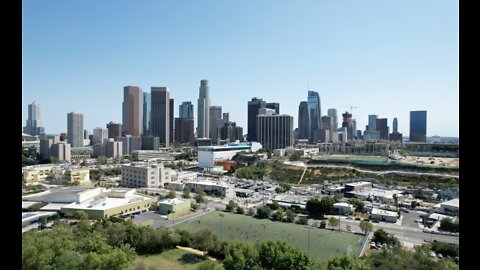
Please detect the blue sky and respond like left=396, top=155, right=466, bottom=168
left=22, top=0, right=459, bottom=137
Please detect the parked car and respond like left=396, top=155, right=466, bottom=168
left=437, top=253, right=443, bottom=258
left=355, top=217, right=361, bottom=221
left=429, top=251, right=436, bottom=257
left=372, top=220, right=379, bottom=223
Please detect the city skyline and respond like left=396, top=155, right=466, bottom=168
left=22, top=0, right=458, bottom=137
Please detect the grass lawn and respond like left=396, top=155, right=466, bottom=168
left=176, top=211, right=365, bottom=262
left=133, top=249, right=223, bottom=270
left=314, top=155, right=388, bottom=162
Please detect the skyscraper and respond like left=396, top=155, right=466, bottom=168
left=298, top=101, right=311, bottom=141
left=376, top=118, right=389, bottom=140
left=143, top=92, right=151, bottom=136
left=179, top=101, right=194, bottom=119
left=123, top=86, right=143, bottom=136
left=197, top=80, right=211, bottom=138
left=266, top=102, right=280, bottom=114
left=67, top=112, right=84, bottom=147
left=223, top=112, right=230, bottom=123
left=151, top=87, right=170, bottom=147
left=23, top=101, right=45, bottom=135
left=368, top=115, right=378, bottom=130
left=106, top=121, right=122, bottom=138
left=410, top=111, right=427, bottom=142
left=175, top=118, right=194, bottom=143
left=307, top=91, right=322, bottom=141
left=170, top=98, right=174, bottom=143
left=342, top=111, right=353, bottom=141
left=209, top=106, right=222, bottom=141
left=389, top=117, right=403, bottom=142
left=257, top=114, right=294, bottom=150
left=393, top=117, right=398, bottom=133
left=327, top=108, right=338, bottom=131
left=93, top=127, right=108, bottom=145
left=247, top=97, right=266, bottom=142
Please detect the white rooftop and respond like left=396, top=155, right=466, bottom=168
left=334, top=203, right=353, bottom=208
left=62, top=193, right=151, bottom=211
left=371, top=208, right=397, bottom=217
left=159, top=198, right=188, bottom=205
left=440, top=198, right=459, bottom=208
left=345, top=181, right=372, bottom=187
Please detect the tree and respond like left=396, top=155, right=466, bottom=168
left=49, top=156, right=58, bottom=164
left=97, top=156, right=107, bottom=165
left=223, top=241, right=260, bottom=270
left=195, top=260, right=223, bottom=270
left=280, top=183, right=291, bottom=192
left=328, top=217, right=339, bottom=230
left=195, top=188, right=207, bottom=204
left=439, top=218, right=459, bottom=233
left=182, top=186, right=191, bottom=199
left=192, top=229, right=218, bottom=252
left=348, top=198, right=365, bottom=212
left=290, top=152, right=301, bottom=161
left=247, top=208, right=255, bottom=216
left=75, top=210, right=89, bottom=220
left=285, top=209, right=296, bottom=223
left=372, top=229, right=400, bottom=247
left=272, top=208, right=285, bottom=221
left=319, top=220, right=327, bottom=229
left=359, top=220, right=373, bottom=235
left=166, top=190, right=177, bottom=199
left=226, top=200, right=238, bottom=212
left=319, top=196, right=335, bottom=217
left=306, top=197, right=321, bottom=216
left=324, top=255, right=371, bottom=270
left=256, top=206, right=272, bottom=219
left=296, top=216, right=308, bottom=225
left=257, top=239, right=314, bottom=270
left=270, top=201, right=280, bottom=210
left=236, top=207, right=245, bottom=215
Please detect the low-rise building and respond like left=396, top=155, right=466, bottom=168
left=348, top=188, right=404, bottom=204
left=433, top=198, right=459, bottom=216
left=121, top=162, right=168, bottom=188
left=186, top=179, right=234, bottom=199
left=197, top=142, right=262, bottom=169
left=344, top=181, right=373, bottom=192
left=370, top=208, right=397, bottom=223
left=132, top=150, right=174, bottom=161
left=22, top=164, right=55, bottom=186
left=333, top=202, right=353, bottom=215
left=23, top=187, right=156, bottom=219
left=157, top=198, right=191, bottom=216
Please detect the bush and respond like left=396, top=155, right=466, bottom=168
left=256, top=206, right=272, bottom=219
left=296, top=216, right=308, bottom=225
left=236, top=207, right=245, bottom=215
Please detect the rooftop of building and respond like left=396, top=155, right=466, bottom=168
left=22, top=211, right=57, bottom=224
left=349, top=188, right=403, bottom=199
left=435, top=198, right=459, bottom=209
left=345, top=181, right=373, bottom=187
left=334, top=202, right=353, bottom=208
left=371, top=208, right=397, bottom=216
left=62, top=192, right=153, bottom=211
left=158, top=198, right=189, bottom=205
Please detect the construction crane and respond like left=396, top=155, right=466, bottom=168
left=343, top=106, right=357, bottom=114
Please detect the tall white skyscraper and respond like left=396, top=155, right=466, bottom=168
left=197, top=80, right=211, bottom=138
left=327, top=108, right=338, bottom=131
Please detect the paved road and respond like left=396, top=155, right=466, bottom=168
left=313, top=212, right=458, bottom=246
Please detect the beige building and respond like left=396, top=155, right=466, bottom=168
left=52, top=142, right=71, bottom=162
left=121, top=162, right=168, bottom=188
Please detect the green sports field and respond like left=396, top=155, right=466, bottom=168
left=175, top=211, right=365, bottom=262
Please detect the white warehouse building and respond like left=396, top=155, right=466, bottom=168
left=197, top=141, right=262, bottom=168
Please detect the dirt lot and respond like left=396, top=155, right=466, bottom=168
left=399, top=156, right=459, bottom=168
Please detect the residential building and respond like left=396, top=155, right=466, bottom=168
left=52, top=142, right=71, bottom=162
